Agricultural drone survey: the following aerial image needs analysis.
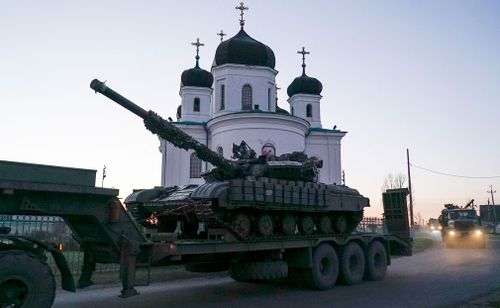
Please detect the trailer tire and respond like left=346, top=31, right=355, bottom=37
left=229, top=261, right=288, bottom=282
left=0, top=250, right=55, bottom=308
left=364, top=241, right=387, bottom=281
left=339, top=242, right=365, bottom=285
left=302, top=243, right=339, bottom=290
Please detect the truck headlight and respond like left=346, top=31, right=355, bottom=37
left=438, top=226, right=442, bottom=230
left=448, top=230, right=456, bottom=236
left=475, top=230, right=483, bottom=236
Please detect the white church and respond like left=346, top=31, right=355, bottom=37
left=160, top=4, right=345, bottom=187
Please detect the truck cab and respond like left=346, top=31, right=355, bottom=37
left=439, top=207, right=485, bottom=248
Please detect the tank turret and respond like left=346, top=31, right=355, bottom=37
left=91, top=79, right=369, bottom=240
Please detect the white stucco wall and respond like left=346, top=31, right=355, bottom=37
left=305, top=130, right=345, bottom=184
left=160, top=124, right=207, bottom=186
left=212, top=64, right=277, bottom=116
left=288, top=93, right=322, bottom=128
left=207, top=112, right=309, bottom=158
left=179, top=86, right=213, bottom=123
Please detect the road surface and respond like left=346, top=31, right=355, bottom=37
left=54, top=237, right=500, bottom=308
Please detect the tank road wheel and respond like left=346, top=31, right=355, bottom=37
left=339, top=242, right=365, bottom=285
left=303, top=243, right=339, bottom=290
left=0, top=250, right=55, bottom=308
left=231, top=213, right=251, bottom=239
left=298, top=216, right=315, bottom=235
left=318, top=216, right=334, bottom=234
left=256, top=214, right=274, bottom=237
left=334, top=214, right=348, bottom=234
left=281, top=215, right=297, bottom=236
left=364, top=241, right=388, bottom=281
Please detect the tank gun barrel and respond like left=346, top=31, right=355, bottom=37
left=90, top=79, right=234, bottom=172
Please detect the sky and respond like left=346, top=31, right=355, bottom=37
left=1, top=0, right=499, bottom=220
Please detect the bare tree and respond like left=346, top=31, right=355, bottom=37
left=382, top=172, right=407, bottom=191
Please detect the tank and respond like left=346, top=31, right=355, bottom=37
left=90, top=79, right=370, bottom=239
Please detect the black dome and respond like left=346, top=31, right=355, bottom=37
left=287, top=74, right=323, bottom=97
left=181, top=65, right=213, bottom=88
left=214, top=29, right=275, bottom=69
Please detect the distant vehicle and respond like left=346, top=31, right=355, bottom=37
left=438, top=200, right=485, bottom=248
left=427, top=218, right=441, bottom=232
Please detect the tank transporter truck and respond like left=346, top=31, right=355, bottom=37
left=0, top=80, right=412, bottom=307
left=438, top=200, right=485, bottom=248
left=89, top=79, right=369, bottom=240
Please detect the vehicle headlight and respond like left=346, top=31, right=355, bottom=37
left=438, top=226, right=442, bottom=230
left=430, top=226, right=435, bottom=230
left=475, top=230, right=483, bottom=236
left=448, top=230, right=456, bottom=236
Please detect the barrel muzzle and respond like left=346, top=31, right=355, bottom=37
left=90, top=79, right=107, bottom=93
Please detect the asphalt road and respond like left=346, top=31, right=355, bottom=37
left=54, top=236, right=500, bottom=308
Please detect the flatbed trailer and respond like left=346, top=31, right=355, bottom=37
left=0, top=160, right=412, bottom=307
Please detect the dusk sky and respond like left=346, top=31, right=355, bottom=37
left=1, top=0, right=499, bottom=220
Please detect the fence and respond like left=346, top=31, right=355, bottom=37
left=0, top=215, right=119, bottom=276
left=356, top=216, right=385, bottom=233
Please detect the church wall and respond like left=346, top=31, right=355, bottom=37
left=212, top=64, right=277, bottom=116
left=180, top=86, right=213, bottom=123
left=305, top=131, right=345, bottom=185
left=161, top=124, right=207, bottom=186
left=208, top=113, right=309, bottom=158
left=288, top=93, right=322, bottom=128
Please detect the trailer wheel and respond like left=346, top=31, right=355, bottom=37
left=364, top=241, right=387, bottom=281
left=339, top=242, right=365, bottom=285
left=0, top=250, right=55, bottom=308
left=303, top=243, right=339, bottom=290
left=229, top=261, right=288, bottom=282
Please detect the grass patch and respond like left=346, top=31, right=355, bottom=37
left=413, top=237, right=434, bottom=253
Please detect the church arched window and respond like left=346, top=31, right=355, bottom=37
left=217, top=146, right=223, bottom=157
left=220, top=84, right=225, bottom=110
left=267, top=88, right=271, bottom=111
left=262, top=143, right=275, bottom=158
left=242, top=84, right=252, bottom=110
left=306, top=104, right=313, bottom=118
left=193, top=97, right=200, bottom=112
left=189, top=153, right=202, bottom=178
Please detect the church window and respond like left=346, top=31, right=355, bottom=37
left=193, top=98, right=200, bottom=112
left=216, top=146, right=223, bottom=157
left=242, top=84, right=252, bottom=110
left=189, top=153, right=202, bottom=178
left=267, top=88, right=271, bottom=111
left=262, top=143, right=275, bottom=158
left=220, top=84, right=225, bottom=110
left=306, top=104, right=313, bottom=118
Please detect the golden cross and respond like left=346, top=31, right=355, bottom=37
left=217, top=30, right=227, bottom=42
left=191, top=38, right=205, bottom=66
left=297, top=46, right=310, bottom=75
left=235, top=2, right=249, bottom=27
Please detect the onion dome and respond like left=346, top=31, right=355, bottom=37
left=181, top=38, right=213, bottom=88
left=214, top=29, right=275, bottom=69
left=287, top=47, right=323, bottom=97
left=181, top=65, right=213, bottom=88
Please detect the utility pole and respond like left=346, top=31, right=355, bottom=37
left=407, top=149, right=414, bottom=230
left=487, top=185, right=497, bottom=225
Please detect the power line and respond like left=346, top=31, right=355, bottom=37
left=410, top=163, right=500, bottom=179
